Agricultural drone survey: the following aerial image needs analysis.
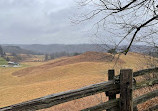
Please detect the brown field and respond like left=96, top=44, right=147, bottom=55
left=0, top=52, right=157, bottom=111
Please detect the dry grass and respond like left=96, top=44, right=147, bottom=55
left=19, top=54, right=45, bottom=62
left=12, top=52, right=124, bottom=77
left=0, top=52, right=157, bottom=111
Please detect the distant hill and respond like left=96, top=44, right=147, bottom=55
left=2, top=46, right=41, bottom=55
left=19, top=44, right=156, bottom=54
left=2, top=44, right=156, bottom=55
left=125, top=45, right=156, bottom=54
left=19, top=44, right=107, bottom=54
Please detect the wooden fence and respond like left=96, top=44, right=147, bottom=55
left=0, top=68, right=158, bottom=111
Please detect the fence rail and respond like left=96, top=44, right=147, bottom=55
left=0, top=68, right=158, bottom=111
left=134, top=78, right=158, bottom=90
left=133, top=67, right=158, bottom=77
left=0, top=81, right=119, bottom=111
left=133, top=89, right=158, bottom=107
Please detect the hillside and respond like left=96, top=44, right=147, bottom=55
left=0, top=52, right=157, bottom=110
left=12, top=52, right=124, bottom=77
left=2, top=46, right=41, bottom=55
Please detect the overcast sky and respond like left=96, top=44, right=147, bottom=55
left=0, top=0, right=94, bottom=44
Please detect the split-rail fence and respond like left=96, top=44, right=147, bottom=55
left=0, top=68, right=158, bottom=111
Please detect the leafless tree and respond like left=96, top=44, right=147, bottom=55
left=75, top=0, right=158, bottom=55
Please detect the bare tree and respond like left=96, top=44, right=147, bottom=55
left=75, top=0, right=158, bottom=55
left=45, top=54, right=49, bottom=61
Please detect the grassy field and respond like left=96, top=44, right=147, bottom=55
left=0, top=52, right=157, bottom=111
left=0, top=57, right=7, bottom=65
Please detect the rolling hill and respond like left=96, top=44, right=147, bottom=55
left=2, top=46, right=41, bottom=55
left=12, top=52, right=125, bottom=77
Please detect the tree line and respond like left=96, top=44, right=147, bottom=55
left=44, top=52, right=81, bottom=61
left=0, top=45, right=5, bottom=57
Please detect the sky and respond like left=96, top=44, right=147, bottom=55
left=1, top=0, right=157, bottom=46
left=0, top=0, right=93, bottom=44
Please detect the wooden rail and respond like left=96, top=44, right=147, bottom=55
left=0, top=68, right=158, bottom=111
left=0, top=81, right=119, bottom=111
left=134, top=78, right=158, bottom=90
left=133, top=89, right=158, bottom=107
left=133, top=67, right=158, bottom=77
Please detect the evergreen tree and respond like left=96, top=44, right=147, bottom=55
left=0, top=45, right=4, bottom=57
left=6, top=57, right=10, bottom=61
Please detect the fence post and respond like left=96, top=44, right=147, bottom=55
left=107, top=69, right=116, bottom=99
left=120, top=69, right=133, bottom=111
left=106, top=69, right=118, bottom=111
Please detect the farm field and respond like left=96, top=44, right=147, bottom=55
left=0, top=52, right=157, bottom=111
